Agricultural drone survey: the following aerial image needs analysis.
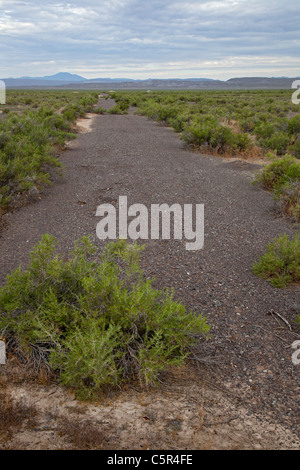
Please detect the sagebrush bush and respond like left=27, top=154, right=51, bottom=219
left=260, top=132, right=290, bottom=155
left=0, top=235, right=209, bottom=398
left=0, top=91, right=99, bottom=207
left=280, top=180, right=300, bottom=220
left=181, top=120, right=251, bottom=153
left=289, top=137, right=300, bottom=159
left=288, top=115, right=300, bottom=135
left=252, top=233, right=300, bottom=287
left=253, top=153, right=300, bottom=220
left=254, top=153, right=300, bottom=193
left=107, top=105, right=128, bottom=115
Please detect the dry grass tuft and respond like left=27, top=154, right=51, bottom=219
left=0, top=385, right=38, bottom=448
left=57, top=417, right=112, bottom=450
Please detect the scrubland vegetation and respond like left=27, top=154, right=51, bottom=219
left=0, top=236, right=209, bottom=399
left=108, top=89, right=300, bottom=222
left=252, top=233, right=300, bottom=288
left=0, top=88, right=299, bottom=407
left=0, top=90, right=99, bottom=208
left=1, top=89, right=299, bottom=220
left=108, top=89, right=300, bottom=158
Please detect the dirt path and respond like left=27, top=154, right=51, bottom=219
left=0, top=97, right=299, bottom=450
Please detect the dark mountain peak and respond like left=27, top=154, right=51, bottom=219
left=42, top=72, right=87, bottom=82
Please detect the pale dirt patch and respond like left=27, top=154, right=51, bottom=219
left=2, top=366, right=299, bottom=450
left=75, top=113, right=97, bottom=134
left=65, top=113, right=97, bottom=149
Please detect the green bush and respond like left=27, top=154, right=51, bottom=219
left=181, top=119, right=237, bottom=152
left=288, top=115, right=300, bottom=135
left=107, top=105, right=128, bottom=115
left=94, top=107, right=106, bottom=115
left=260, top=132, right=290, bottom=155
left=253, top=154, right=300, bottom=220
left=288, top=137, right=300, bottom=159
left=234, top=132, right=253, bottom=151
left=0, top=236, right=209, bottom=398
left=168, top=114, right=189, bottom=132
left=240, top=118, right=256, bottom=133
left=280, top=181, right=300, bottom=220
left=254, top=122, right=275, bottom=140
left=0, top=91, right=99, bottom=207
left=254, top=154, right=300, bottom=193
left=252, top=234, right=300, bottom=287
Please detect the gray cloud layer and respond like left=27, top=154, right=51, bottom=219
left=0, top=0, right=299, bottom=79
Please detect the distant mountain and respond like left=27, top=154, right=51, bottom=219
left=18, top=72, right=87, bottom=82
left=1, top=73, right=299, bottom=90
left=41, top=72, right=87, bottom=82
left=226, top=77, right=298, bottom=88
left=1, top=74, right=222, bottom=89
left=2, top=72, right=88, bottom=88
left=88, top=77, right=136, bottom=83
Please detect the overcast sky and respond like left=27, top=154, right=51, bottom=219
left=0, top=0, right=299, bottom=79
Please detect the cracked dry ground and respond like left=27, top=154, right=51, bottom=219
left=0, top=98, right=299, bottom=450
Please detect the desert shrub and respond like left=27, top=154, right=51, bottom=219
left=115, top=98, right=130, bottom=112
left=0, top=236, right=209, bottom=399
left=182, top=120, right=237, bottom=153
left=44, top=114, right=72, bottom=132
left=254, top=122, right=275, bottom=139
left=209, top=125, right=235, bottom=150
left=254, top=154, right=300, bottom=193
left=138, top=101, right=179, bottom=123
left=0, top=91, right=99, bottom=207
left=288, top=115, right=300, bottom=135
left=240, top=118, right=256, bottom=133
left=94, top=107, right=106, bottom=115
left=234, top=132, right=253, bottom=151
left=181, top=121, right=213, bottom=147
left=62, top=105, right=84, bottom=121
left=288, top=137, right=300, bottom=159
left=154, top=104, right=179, bottom=123
left=0, top=113, right=62, bottom=206
left=252, top=234, right=300, bottom=287
left=107, top=105, right=128, bottom=115
left=168, top=114, right=190, bottom=132
left=253, top=154, right=300, bottom=220
left=280, top=180, right=300, bottom=220
left=260, top=132, right=290, bottom=155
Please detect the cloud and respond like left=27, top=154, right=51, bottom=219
left=0, top=0, right=299, bottom=79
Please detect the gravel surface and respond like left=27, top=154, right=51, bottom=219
left=0, top=97, right=299, bottom=439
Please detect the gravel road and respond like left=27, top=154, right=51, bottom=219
left=0, top=97, right=299, bottom=439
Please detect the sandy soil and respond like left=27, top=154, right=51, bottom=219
left=1, top=363, right=299, bottom=450
left=0, top=97, right=299, bottom=450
